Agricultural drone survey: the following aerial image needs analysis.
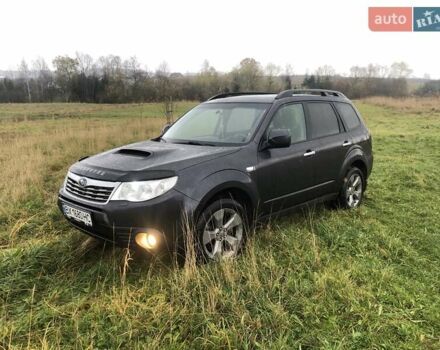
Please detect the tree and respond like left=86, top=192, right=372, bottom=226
left=195, top=60, right=221, bottom=100
left=230, top=58, right=263, bottom=91
left=303, top=74, right=317, bottom=88
left=76, top=52, right=95, bottom=76
left=53, top=55, right=79, bottom=101
left=389, top=62, right=412, bottom=78
left=281, top=64, right=293, bottom=90
left=155, top=61, right=171, bottom=101
left=96, top=55, right=126, bottom=102
left=32, top=57, right=53, bottom=102
left=18, top=59, right=32, bottom=102
left=350, top=66, right=368, bottom=78
left=315, top=65, right=335, bottom=77
left=124, top=56, right=148, bottom=102
left=416, top=80, right=440, bottom=96
left=264, top=63, right=281, bottom=92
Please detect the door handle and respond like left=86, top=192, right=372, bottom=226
left=342, top=141, right=352, bottom=147
left=303, top=150, right=316, bottom=157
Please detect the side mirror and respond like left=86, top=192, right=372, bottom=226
left=161, top=123, right=172, bottom=135
left=264, top=129, right=291, bottom=149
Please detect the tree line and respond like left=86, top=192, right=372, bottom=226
left=0, top=55, right=438, bottom=103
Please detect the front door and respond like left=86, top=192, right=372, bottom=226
left=254, top=103, right=320, bottom=213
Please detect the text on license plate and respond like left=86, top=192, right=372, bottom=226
left=62, top=204, right=93, bottom=227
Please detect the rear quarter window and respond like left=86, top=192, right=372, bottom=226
left=306, top=102, right=340, bottom=139
left=335, top=102, right=360, bottom=130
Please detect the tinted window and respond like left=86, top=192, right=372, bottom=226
left=335, top=102, right=360, bottom=130
left=268, top=104, right=306, bottom=144
left=306, top=103, right=340, bottom=139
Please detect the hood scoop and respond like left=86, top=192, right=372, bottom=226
left=115, top=148, right=152, bottom=158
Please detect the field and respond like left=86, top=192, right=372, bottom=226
left=0, top=98, right=439, bottom=349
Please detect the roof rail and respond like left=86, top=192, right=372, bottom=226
left=275, top=89, right=346, bottom=99
left=207, top=92, right=274, bottom=101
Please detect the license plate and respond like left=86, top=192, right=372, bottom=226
left=62, top=204, right=93, bottom=227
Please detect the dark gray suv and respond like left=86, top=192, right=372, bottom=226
left=58, top=89, right=373, bottom=261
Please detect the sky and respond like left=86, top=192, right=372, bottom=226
left=0, top=0, right=439, bottom=78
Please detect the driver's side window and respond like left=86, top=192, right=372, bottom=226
left=268, top=104, right=307, bottom=144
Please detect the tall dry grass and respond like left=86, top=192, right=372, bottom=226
left=361, top=96, right=440, bottom=113
left=0, top=116, right=164, bottom=244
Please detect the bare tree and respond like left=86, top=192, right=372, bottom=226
left=76, top=52, right=95, bottom=76
left=316, top=65, right=336, bottom=77
left=155, top=61, right=171, bottom=100
left=350, top=66, right=367, bottom=78
left=195, top=60, right=221, bottom=99
left=18, top=59, right=32, bottom=102
left=389, top=62, right=413, bottom=78
left=264, top=63, right=281, bottom=92
left=32, top=57, right=52, bottom=102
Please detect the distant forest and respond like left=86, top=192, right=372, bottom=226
left=0, top=54, right=439, bottom=103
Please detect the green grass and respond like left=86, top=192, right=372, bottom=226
left=0, top=100, right=439, bottom=349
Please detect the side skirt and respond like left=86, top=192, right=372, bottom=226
left=257, top=193, right=338, bottom=223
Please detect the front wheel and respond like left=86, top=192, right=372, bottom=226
left=196, top=198, right=248, bottom=261
left=338, top=167, right=365, bottom=209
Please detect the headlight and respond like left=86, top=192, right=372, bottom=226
left=110, top=176, right=178, bottom=202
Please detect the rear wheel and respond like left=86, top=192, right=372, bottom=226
left=338, top=167, right=364, bottom=209
left=196, top=198, right=248, bottom=261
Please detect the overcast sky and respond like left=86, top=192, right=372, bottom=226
left=1, top=0, right=439, bottom=78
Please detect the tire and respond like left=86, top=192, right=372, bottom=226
left=337, top=167, right=365, bottom=209
left=195, top=198, right=249, bottom=262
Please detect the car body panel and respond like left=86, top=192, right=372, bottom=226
left=70, top=140, right=241, bottom=182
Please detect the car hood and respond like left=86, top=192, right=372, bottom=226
left=69, top=140, right=240, bottom=182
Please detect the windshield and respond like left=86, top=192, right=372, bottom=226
left=162, top=102, right=270, bottom=145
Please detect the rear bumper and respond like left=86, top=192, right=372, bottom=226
left=58, top=188, right=199, bottom=250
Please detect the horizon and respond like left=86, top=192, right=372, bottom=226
left=0, top=55, right=435, bottom=81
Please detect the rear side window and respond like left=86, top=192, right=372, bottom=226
left=306, top=102, right=340, bottom=139
left=335, top=102, right=360, bottom=130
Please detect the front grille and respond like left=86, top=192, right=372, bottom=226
left=65, top=173, right=116, bottom=203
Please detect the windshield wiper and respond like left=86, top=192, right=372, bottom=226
left=174, top=140, right=216, bottom=146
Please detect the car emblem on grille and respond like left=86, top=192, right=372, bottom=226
left=78, top=178, right=87, bottom=187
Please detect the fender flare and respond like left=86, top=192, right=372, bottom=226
left=338, top=147, right=368, bottom=186
left=191, top=169, right=259, bottom=216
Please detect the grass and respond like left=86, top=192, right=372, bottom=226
left=362, top=96, right=440, bottom=114
left=0, top=102, right=196, bottom=122
left=0, top=99, right=439, bottom=349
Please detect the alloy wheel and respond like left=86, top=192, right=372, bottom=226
left=202, top=208, right=244, bottom=260
left=346, top=173, right=363, bottom=208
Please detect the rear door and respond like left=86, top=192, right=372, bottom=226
left=304, top=102, right=352, bottom=195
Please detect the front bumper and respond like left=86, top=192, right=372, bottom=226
left=58, top=188, right=199, bottom=250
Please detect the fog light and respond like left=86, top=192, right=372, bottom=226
left=135, top=231, right=159, bottom=250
